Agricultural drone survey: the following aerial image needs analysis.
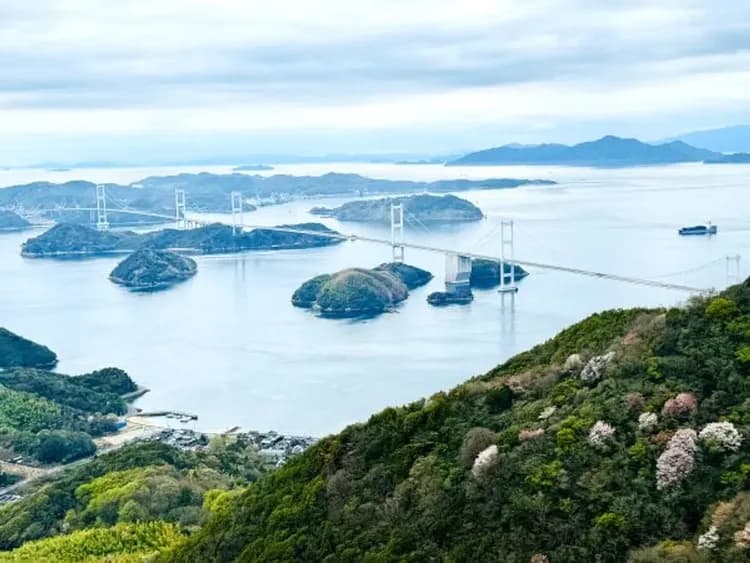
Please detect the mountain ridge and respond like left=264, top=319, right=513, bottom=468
left=448, top=135, right=719, bottom=166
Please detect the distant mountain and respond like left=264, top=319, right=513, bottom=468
left=667, top=125, right=750, bottom=153
left=447, top=135, right=719, bottom=167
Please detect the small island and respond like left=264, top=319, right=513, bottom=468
left=109, top=249, right=197, bottom=290
left=21, top=222, right=343, bottom=258
left=292, top=262, right=432, bottom=317
left=470, top=259, right=529, bottom=288
left=232, top=164, right=274, bottom=171
left=0, top=209, right=32, bottom=231
left=310, top=194, right=483, bottom=224
left=427, top=259, right=528, bottom=306
left=704, top=153, right=750, bottom=164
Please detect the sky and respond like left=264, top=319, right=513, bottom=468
left=1, top=0, right=749, bottom=164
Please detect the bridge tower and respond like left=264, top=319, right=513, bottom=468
left=726, top=254, right=742, bottom=286
left=231, top=192, right=243, bottom=235
left=499, top=219, right=518, bottom=294
left=95, top=184, right=109, bottom=231
left=175, top=189, right=187, bottom=229
left=390, top=203, right=405, bottom=262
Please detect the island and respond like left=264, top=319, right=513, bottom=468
left=109, top=249, right=197, bottom=290
left=21, top=222, right=344, bottom=258
left=426, top=290, right=474, bottom=306
left=292, top=262, right=432, bottom=317
left=232, top=164, right=274, bottom=171
left=704, top=153, right=750, bottom=164
left=470, top=259, right=529, bottom=288
left=447, top=135, right=719, bottom=167
left=0, top=209, right=31, bottom=231
left=0, top=327, right=58, bottom=369
left=310, top=194, right=483, bottom=224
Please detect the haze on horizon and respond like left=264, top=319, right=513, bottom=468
left=1, top=0, right=749, bottom=165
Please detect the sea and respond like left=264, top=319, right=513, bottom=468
left=1, top=162, right=748, bottom=436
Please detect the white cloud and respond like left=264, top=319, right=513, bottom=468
left=0, top=0, right=748, bottom=159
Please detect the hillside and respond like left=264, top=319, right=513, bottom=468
left=0, top=210, right=31, bottom=231
left=21, top=222, right=343, bottom=257
left=0, top=328, right=57, bottom=369
left=310, top=194, right=483, bottom=224
left=292, top=263, right=432, bottom=317
left=669, top=125, right=750, bottom=153
left=109, top=249, right=197, bottom=290
left=169, top=278, right=750, bottom=562
left=448, top=135, right=718, bottom=167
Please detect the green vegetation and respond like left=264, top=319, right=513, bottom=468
left=74, top=368, right=137, bottom=396
left=167, top=280, right=750, bottom=562
left=0, top=439, right=269, bottom=550
left=310, top=194, right=484, bottom=223
left=0, top=367, right=136, bottom=463
left=0, top=521, right=184, bottom=562
left=292, top=263, right=432, bottom=317
left=0, top=328, right=57, bottom=369
left=21, top=222, right=343, bottom=257
left=0, top=369, right=129, bottom=416
left=109, top=248, right=197, bottom=290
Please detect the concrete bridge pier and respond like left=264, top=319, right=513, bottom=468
left=445, top=253, right=472, bottom=296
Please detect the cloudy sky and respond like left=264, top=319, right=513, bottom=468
left=1, top=0, right=749, bottom=164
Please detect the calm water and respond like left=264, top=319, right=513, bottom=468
left=1, top=162, right=749, bottom=436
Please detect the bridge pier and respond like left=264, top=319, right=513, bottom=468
left=445, top=253, right=472, bottom=296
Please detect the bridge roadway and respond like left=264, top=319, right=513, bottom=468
left=56, top=206, right=710, bottom=294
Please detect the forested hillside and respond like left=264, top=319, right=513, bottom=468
left=166, top=278, right=750, bottom=562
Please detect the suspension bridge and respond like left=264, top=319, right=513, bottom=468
left=48, top=184, right=741, bottom=296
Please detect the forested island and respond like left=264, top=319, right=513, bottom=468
left=310, top=194, right=483, bottom=224
left=448, top=135, right=721, bottom=166
left=292, top=262, right=432, bottom=317
left=0, top=210, right=31, bottom=231
left=0, top=173, right=554, bottom=221
left=109, top=249, right=197, bottom=290
left=21, top=222, right=343, bottom=258
left=470, top=258, right=529, bottom=288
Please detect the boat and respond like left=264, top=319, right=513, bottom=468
left=679, top=223, right=717, bottom=236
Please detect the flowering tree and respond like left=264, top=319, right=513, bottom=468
left=471, top=445, right=498, bottom=479
left=699, top=422, right=743, bottom=452
left=580, top=351, right=615, bottom=384
left=638, top=412, right=658, bottom=431
left=588, top=421, right=615, bottom=448
left=662, top=392, right=697, bottom=418
left=697, top=525, right=719, bottom=550
left=656, top=429, right=697, bottom=490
